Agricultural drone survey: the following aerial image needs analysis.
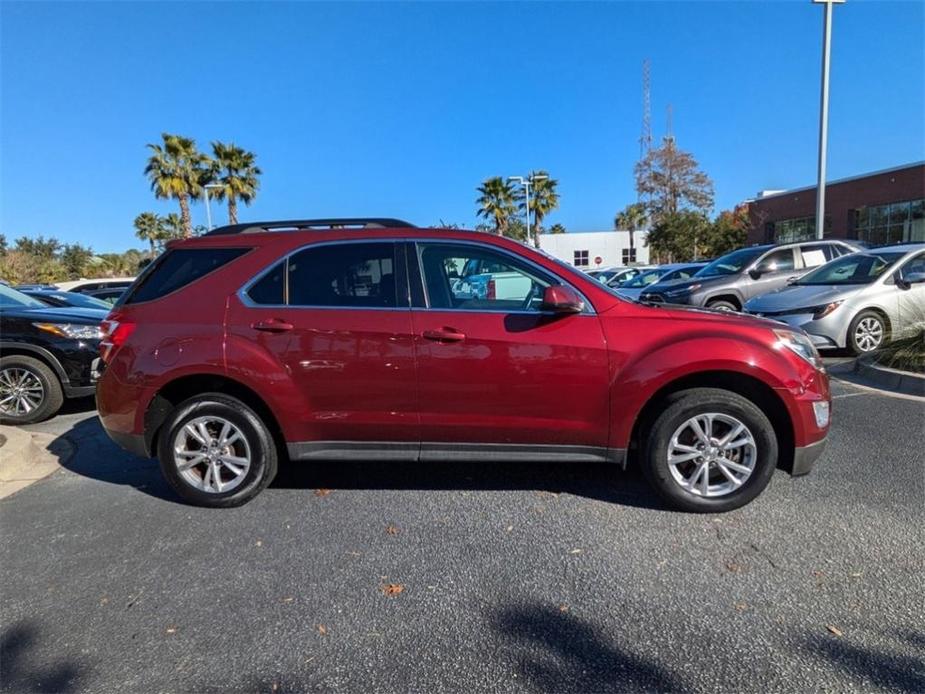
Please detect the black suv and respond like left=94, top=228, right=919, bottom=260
left=640, top=240, right=861, bottom=311
left=0, top=285, right=107, bottom=423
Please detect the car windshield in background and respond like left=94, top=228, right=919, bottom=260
left=0, top=284, right=48, bottom=309
left=622, top=268, right=665, bottom=288
left=696, top=247, right=765, bottom=277
left=795, top=252, right=905, bottom=285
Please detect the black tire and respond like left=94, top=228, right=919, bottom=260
left=847, top=309, right=888, bottom=355
left=157, top=393, right=278, bottom=507
left=0, top=355, right=64, bottom=425
left=641, top=388, right=778, bottom=513
left=706, top=299, right=739, bottom=312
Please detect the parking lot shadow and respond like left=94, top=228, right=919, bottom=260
left=54, top=417, right=667, bottom=510
left=490, top=602, right=689, bottom=693
left=0, top=621, right=87, bottom=693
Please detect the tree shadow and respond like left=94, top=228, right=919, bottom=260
left=51, top=416, right=670, bottom=511
left=800, top=631, right=925, bottom=692
left=0, top=621, right=87, bottom=693
left=490, top=602, right=689, bottom=693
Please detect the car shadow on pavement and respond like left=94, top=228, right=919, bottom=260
left=800, top=631, right=925, bottom=692
left=53, top=416, right=668, bottom=510
left=0, top=620, right=87, bottom=693
left=490, top=602, right=690, bottom=693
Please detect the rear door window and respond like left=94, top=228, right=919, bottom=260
left=287, top=242, right=400, bottom=308
left=123, top=248, right=248, bottom=304
left=799, top=244, right=833, bottom=268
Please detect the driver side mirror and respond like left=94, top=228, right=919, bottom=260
left=748, top=268, right=762, bottom=280
left=897, top=271, right=925, bottom=289
left=541, top=285, right=584, bottom=314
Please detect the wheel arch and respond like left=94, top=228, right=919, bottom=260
left=0, top=342, right=69, bottom=385
left=627, top=370, right=796, bottom=474
left=846, top=306, right=892, bottom=346
left=145, top=374, right=286, bottom=459
left=704, top=293, right=743, bottom=310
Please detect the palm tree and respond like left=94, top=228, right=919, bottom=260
left=210, top=142, right=262, bottom=225
left=548, top=223, right=566, bottom=234
left=476, top=177, right=516, bottom=235
left=521, top=171, right=559, bottom=247
left=162, top=213, right=184, bottom=241
left=133, top=212, right=164, bottom=257
left=144, top=133, right=211, bottom=238
left=615, top=202, right=648, bottom=262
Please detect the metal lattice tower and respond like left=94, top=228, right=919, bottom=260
left=639, top=59, right=652, bottom=159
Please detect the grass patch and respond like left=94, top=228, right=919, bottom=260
left=872, top=334, right=925, bottom=374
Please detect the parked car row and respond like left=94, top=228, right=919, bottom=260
left=589, top=239, right=924, bottom=355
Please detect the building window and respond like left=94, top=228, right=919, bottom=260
left=771, top=216, right=816, bottom=243
left=621, top=248, right=637, bottom=264
left=573, top=250, right=589, bottom=267
left=853, top=199, right=925, bottom=244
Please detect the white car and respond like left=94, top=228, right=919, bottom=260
left=55, top=277, right=135, bottom=294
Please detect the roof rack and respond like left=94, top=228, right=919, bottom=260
left=204, top=218, right=416, bottom=236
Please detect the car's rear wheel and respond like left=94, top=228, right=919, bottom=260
left=157, top=393, right=278, bottom=507
left=706, top=299, right=738, bottom=312
left=848, top=310, right=887, bottom=355
left=0, top=355, right=64, bottom=425
left=641, top=388, right=778, bottom=513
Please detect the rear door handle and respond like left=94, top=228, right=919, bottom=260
left=422, top=327, right=466, bottom=343
left=252, top=318, right=294, bottom=332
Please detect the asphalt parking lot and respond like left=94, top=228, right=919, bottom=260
left=2, top=363, right=923, bottom=693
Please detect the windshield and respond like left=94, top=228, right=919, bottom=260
left=0, top=284, right=48, bottom=309
left=622, top=268, right=666, bottom=288
left=696, top=247, right=766, bottom=278
left=795, top=251, right=905, bottom=285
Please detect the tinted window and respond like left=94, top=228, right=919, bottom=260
left=418, top=243, right=552, bottom=311
left=756, top=248, right=795, bottom=273
left=247, top=261, right=285, bottom=305
left=0, top=285, right=47, bottom=309
left=124, top=248, right=248, bottom=304
left=622, top=268, right=666, bottom=288
left=288, top=243, right=398, bottom=308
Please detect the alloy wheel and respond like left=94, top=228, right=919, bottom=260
left=667, top=413, right=757, bottom=498
left=0, top=368, right=45, bottom=417
left=854, top=317, right=883, bottom=352
left=173, top=416, right=252, bottom=494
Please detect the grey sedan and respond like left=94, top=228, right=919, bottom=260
left=744, top=243, right=925, bottom=354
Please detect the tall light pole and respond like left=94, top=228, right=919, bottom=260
left=813, top=0, right=844, bottom=240
left=508, top=173, right=548, bottom=247
left=203, top=183, right=223, bottom=230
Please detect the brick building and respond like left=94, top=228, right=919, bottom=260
left=746, top=161, right=924, bottom=245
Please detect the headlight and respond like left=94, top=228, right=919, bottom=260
left=773, top=328, right=823, bottom=369
left=33, top=322, right=104, bottom=340
left=811, top=301, right=843, bottom=320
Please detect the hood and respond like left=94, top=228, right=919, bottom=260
left=745, top=284, right=862, bottom=313
left=645, top=273, right=733, bottom=295
left=648, top=303, right=784, bottom=332
left=0, top=306, right=108, bottom=324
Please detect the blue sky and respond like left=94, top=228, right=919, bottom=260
left=1, top=1, right=923, bottom=251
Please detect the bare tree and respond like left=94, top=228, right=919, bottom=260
left=635, top=136, right=714, bottom=222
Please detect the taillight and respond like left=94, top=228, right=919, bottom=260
left=486, top=279, right=496, bottom=301
left=99, top=315, right=136, bottom=363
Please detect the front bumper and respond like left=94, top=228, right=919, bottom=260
left=746, top=312, right=843, bottom=349
left=791, top=437, right=827, bottom=476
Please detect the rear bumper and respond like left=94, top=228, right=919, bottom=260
left=791, top=436, right=827, bottom=476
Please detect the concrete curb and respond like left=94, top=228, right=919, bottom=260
left=0, top=425, right=73, bottom=499
left=855, top=355, right=925, bottom=398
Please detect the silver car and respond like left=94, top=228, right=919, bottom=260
left=615, top=263, right=707, bottom=301
left=744, top=243, right=925, bottom=354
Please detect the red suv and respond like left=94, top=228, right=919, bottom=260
left=96, top=219, right=831, bottom=512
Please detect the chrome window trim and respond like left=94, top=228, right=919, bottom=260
left=237, top=238, right=411, bottom=311
left=411, top=238, right=597, bottom=316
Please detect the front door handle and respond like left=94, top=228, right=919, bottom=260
left=252, top=318, right=294, bottom=333
left=422, top=327, right=466, bottom=343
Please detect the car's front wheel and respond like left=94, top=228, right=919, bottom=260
left=157, top=393, right=278, bottom=507
left=0, top=355, right=64, bottom=425
left=848, top=310, right=887, bottom=355
left=641, top=388, right=778, bottom=513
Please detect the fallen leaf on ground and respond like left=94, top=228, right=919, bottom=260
left=166, top=627, right=177, bottom=634
left=281, top=597, right=294, bottom=603
left=827, top=625, right=843, bottom=637
left=735, top=603, right=748, bottom=611
left=725, top=561, right=743, bottom=573
left=849, top=572, right=862, bottom=578
left=385, top=525, right=400, bottom=535
left=505, top=525, right=513, bottom=532
left=568, top=549, right=582, bottom=555
left=380, top=583, right=404, bottom=597
left=314, top=488, right=332, bottom=497
left=558, top=604, right=569, bottom=612
left=318, top=624, right=327, bottom=635
left=99, top=597, right=109, bottom=606
left=255, top=540, right=262, bottom=547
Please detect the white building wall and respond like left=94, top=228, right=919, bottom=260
left=538, top=230, right=650, bottom=269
